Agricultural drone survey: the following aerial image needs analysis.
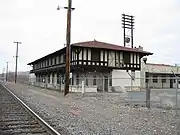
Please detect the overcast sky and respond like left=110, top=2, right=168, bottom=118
left=0, top=0, right=180, bottom=72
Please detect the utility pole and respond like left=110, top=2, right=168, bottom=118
left=57, top=0, right=75, bottom=96
left=14, top=41, right=21, bottom=83
left=6, top=62, right=8, bottom=82
left=2, top=68, right=5, bottom=81
left=122, top=14, right=134, bottom=48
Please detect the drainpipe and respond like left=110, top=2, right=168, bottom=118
left=127, top=71, right=133, bottom=91
left=81, top=74, right=86, bottom=94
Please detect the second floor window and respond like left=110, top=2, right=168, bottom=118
left=123, top=53, right=130, bottom=64
left=54, top=57, right=56, bottom=65
left=91, top=49, right=100, bottom=61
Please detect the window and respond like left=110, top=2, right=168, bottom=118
left=123, top=53, right=130, bottom=64
left=46, top=60, right=48, bottom=67
left=52, top=73, right=54, bottom=83
left=36, top=75, right=38, bottom=82
left=57, top=73, right=60, bottom=84
left=153, top=75, right=158, bottom=83
left=71, top=75, right=74, bottom=85
left=174, top=79, right=176, bottom=83
left=49, top=59, right=51, bottom=66
left=62, top=74, right=65, bottom=84
left=93, top=75, right=96, bottom=85
left=91, top=49, right=100, bottom=61
left=50, top=59, right=53, bottom=65
left=76, top=74, right=79, bottom=85
left=56, top=56, right=59, bottom=64
left=54, top=57, right=56, bottom=65
left=63, top=54, right=66, bottom=63
left=109, top=78, right=112, bottom=86
left=48, top=74, right=50, bottom=83
left=145, top=72, right=149, bottom=83
left=86, top=79, right=88, bottom=86
left=52, top=58, right=54, bottom=65
left=47, top=60, right=49, bottom=66
left=162, top=75, right=166, bottom=83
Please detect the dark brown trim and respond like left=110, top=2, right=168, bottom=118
left=107, top=50, right=109, bottom=66
left=82, top=48, right=84, bottom=65
left=133, top=52, right=134, bottom=66
left=77, top=47, right=79, bottom=65
left=86, top=48, right=88, bottom=65
left=115, top=51, right=117, bottom=66
left=118, top=51, right=120, bottom=66
left=103, top=50, right=105, bottom=66
left=91, top=48, right=92, bottom=65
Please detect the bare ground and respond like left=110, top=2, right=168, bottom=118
left=2, top=82, right=180, bottom=135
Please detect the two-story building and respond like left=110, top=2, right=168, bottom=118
left=28, top=40, right=152, bottom=92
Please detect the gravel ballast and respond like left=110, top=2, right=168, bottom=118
left=3, top=82, right=180, bottom=135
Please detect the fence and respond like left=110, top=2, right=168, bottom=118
left=26, top=76, right=180, bottom=108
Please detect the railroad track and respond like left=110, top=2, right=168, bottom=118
left=0, top=83, right=61, bottom=135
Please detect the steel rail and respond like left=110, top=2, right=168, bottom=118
left=1, top=83, right=61, bottom=135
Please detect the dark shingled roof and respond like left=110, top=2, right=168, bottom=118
left=72, top=40, right=152, bottom=54
left=27, top=40, right=153, bottom=65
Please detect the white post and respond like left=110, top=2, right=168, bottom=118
left=100, top=73, right=104, bottom=92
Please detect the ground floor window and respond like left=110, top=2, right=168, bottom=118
left=109, top=78, right=112, bottom=86
left=76, top=74, right=79, bottom=85
left=52, top=73, right=54, bottom=84
left=71, top=75, right=74, bottom=85
left=62, top=74, right=65, bottom=84
left=57, top=73, right=60, bottom=84
left=86, top=78, right=88, bottom=86
left=153, top=75, right=158, bottom=83
left=161, top=75, right=166, bottom=83
left=93, top=75, right=96, bottom=85
left=48, top=74, right=50, bottom=83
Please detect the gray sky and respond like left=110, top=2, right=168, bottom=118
left=0, top=0, right=180, bottom=72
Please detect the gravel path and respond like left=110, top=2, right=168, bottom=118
left=3, top=82, right=180, bottom=135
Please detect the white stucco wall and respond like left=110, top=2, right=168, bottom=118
left=112, top=70, right=141, bottom=91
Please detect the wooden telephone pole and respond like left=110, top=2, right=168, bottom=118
left=14, top=41, right=21, bottom=83
left=6, top=62, right=8, bottom=82
left=64, top=0, right=72, bottom=96
left=57, top=0, right=74, bottom=96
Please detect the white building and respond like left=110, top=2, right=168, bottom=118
left=140, top=62, right=180, bottom=89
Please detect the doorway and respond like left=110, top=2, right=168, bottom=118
left=104, top=76, right=108, bottom=92
left=170, top=78, right=173, bottom=88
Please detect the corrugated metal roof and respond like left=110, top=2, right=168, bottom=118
left=146, top=63, right=174, bottom=67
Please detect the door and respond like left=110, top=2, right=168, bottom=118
left=104, top=76, right=108, bottom=92
left=170, top=78, right=173, bottom=88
